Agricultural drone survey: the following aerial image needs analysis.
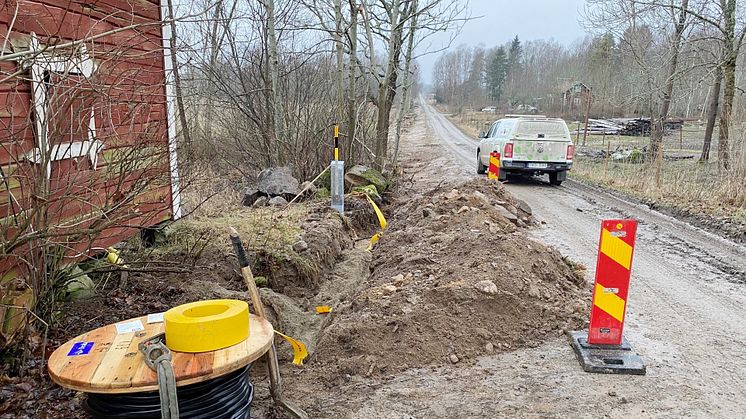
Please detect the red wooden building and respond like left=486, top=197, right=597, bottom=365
left=0, top=0, right=180, bottom=342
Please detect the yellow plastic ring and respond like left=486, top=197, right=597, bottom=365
left=164, top=299, right=249, bottom=353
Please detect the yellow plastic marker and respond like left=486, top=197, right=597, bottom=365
left=275, top=331, right=308, bottom=365
left=164, top=299, right=249, bottom=353
left=106, top=247, right=127, bottom=268
left=315, top=306, right=332, bottom=314
left=364, top=194, right=387, bottom=230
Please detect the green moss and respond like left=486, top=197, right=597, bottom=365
left=352, top=184, right=381, bottom=200
left=254, top=276, right=268, bottom=287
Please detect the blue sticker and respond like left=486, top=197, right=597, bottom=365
left=67, top=341, right=94, bottom=356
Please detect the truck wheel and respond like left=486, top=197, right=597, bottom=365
left=477, top=151, right=487, bottom=174
left=549, top=172, right=563, bottom=186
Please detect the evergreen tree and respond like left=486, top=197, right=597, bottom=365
left=487, top=46, right=509, bottom=103
left=506, top=36, right=523, bottom=103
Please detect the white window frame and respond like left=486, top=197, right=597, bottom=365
left=19, top=33, right=103, bottom=180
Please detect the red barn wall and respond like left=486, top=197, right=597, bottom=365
left=0, top=0, right=177, bottom=341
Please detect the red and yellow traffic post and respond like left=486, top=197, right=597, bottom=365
left=588, top=220, right=637, bottom=345
left=567, top=219, right=646, bottom=375
left=487, top=151, right=500, bottom=180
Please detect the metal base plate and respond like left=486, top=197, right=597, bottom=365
left=567, top=331, right=646, bottom=375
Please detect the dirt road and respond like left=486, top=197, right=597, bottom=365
left=328, top=101, right=746, bottom=418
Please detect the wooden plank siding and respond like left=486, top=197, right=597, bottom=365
left=0, top=0, right=175, bottom=343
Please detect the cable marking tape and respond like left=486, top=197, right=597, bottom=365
left=315, top=306, right=332, bottom=314
left=164, top=299, right=249, bottom=353
left=367, top=232, right=383, bottom=251
left=364, top=194, right=387, bottom=251
left=274, top=331, right=308, bottom=365
left=365, top=194, right=388, bottom=230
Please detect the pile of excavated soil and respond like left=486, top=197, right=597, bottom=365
left=309, top=178, right=590, bottom=381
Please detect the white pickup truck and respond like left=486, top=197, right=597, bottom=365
left=477, top=116, right=574, bottom=186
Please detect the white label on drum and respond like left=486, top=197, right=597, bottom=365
left=115, top=319, right=144, bottom=334
left=147, top=312, right=165, bottom=324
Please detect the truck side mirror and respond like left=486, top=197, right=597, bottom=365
left=478, top=131, right=487, bottom=139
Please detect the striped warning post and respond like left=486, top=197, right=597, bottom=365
left=587, top=220, right=638, bottom=346
left=487, top=151, right=501, bottom=179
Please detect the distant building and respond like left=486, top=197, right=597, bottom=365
left=561, top=82, right=591, bottom=113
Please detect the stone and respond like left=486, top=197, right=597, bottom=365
left=382, top=284, right=397, bottom=295
left=345, top=165, right=388, bottom=192
left=485, top=342, right=495, bottom=354
left=268, top=196, right=288, bottom=207
left=299, top=181, right=317, bottom=197
left=504, top=204, right=518, bottom=215
left=514, top=198, right=532, bottom=215
left=253, top=196, right=269, bottom=207
left=64, top=267, right=95, bottom=300
left=457, top=206, right=470, bottom=214
left=242, top=188, right=264, bottom=206
left=449, top=354, right=460, bottom=364
left=257, top=167, right=300, bottom=199
left=474, top=280, right=498, bottom=295
left=475, top=327, right=492, bottom=340
left=390, top=274, right=405, bottom=283
left=494, top=205, right=519, bottom=224
left=292, top=240, right=309, bottom=253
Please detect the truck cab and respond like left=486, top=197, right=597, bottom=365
left=477, top=115, right=574, bottom=185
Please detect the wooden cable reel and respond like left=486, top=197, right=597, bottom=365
left=47, top=300, right=274, bottom=417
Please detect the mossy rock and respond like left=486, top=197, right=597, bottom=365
left=63, top=267, right=95, bottom=301
left=352, top=184, right=381, bottom=201
left=316, top=187, right=330, bottom=198
left=345, top=165, right=388, bottom=192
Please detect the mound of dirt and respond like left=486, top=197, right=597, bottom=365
left=310, top=178, right=590, bottom=380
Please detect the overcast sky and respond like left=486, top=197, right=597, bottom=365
left=417, top=0, right=589, bottom=84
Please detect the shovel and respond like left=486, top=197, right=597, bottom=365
left=229, top=227, right=308, bottom=419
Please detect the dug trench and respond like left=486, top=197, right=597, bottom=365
left=1, top=152, right=589, bottom=418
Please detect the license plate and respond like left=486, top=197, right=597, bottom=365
left=528, top=163, right=548, bottom=169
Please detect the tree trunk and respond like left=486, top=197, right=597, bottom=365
left=718, top=0, right=736, bottom=172
left=649, top=0, right=688, bottom=162
left=346, top=1, right=359, bottom=163
left=374, top=0, right=403, bottom=169
left=204, top=0, right=225, bottom=145
left=393, top=0, right=418, bottom=165
left=165, top=0, right=191, bottom=146
left=334, top=0, right=344, bottom=115
left=261, top=0, right=283, bottom=165
left=701, top=66, right=722, bottom=162
left=718, top=57, right=735, bottom=171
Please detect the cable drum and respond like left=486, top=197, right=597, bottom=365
left=84, top=365, right=254, bottom=419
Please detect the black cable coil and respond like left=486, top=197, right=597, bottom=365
left=84, top=365, right=253, bottom=419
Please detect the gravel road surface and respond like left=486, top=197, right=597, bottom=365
left=345, top=101, right=746, bottom=418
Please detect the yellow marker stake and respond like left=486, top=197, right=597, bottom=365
left=275, top=331, right=308, bottom=366
left=333, top=124, right=340, bottom=161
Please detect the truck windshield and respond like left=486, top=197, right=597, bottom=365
left=514, top=121, right=569, bottom=139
